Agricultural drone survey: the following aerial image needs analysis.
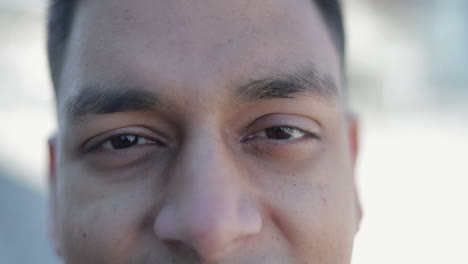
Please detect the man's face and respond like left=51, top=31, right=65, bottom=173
left=49, top=0, right=361, bottom=263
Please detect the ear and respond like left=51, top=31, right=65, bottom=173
left=346, top=113, right=362, bottom=233
left=346, top=112, right=359, bottom=168
left=48, top=135, right=63, bottom=258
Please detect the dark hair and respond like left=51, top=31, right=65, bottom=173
left=47, top=0, right=345, bottom=90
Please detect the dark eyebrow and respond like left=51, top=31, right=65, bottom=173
left=236, top=64, right=339, bottom=103
left=65, top=86, right=161, bottom=122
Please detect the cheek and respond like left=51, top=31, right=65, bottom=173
left=61, top=194, right=143, bottom=263
left=57, top=166, right=158, bottom=263
left=259, top=160, right=357, bottom=263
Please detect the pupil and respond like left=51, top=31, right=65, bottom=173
left=266, top=127, right=293, bottom=140
left=111, top=135, right=138, bottom=149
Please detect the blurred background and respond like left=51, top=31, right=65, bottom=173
left=0, top=0, right=467, bottom=263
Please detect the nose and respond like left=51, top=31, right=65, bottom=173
left=153, top=136, right=262, bottom=260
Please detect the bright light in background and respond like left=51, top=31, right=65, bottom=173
left=0, top=1, right=467, bottom=263
left=346, top=0, right=468, bottom=263
left=351, top=116, right=468, bottom=264
left=0, top=1, right=55, bottom=190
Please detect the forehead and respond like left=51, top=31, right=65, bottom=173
left=59, top=0, right=340, bottom=106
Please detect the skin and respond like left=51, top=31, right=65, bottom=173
left=49, top=0, right=361, bottom=263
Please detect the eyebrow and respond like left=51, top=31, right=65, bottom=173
left=65, top=64, right=338, bottom=122
left=236, top=64, right=339, bottom=103
left=65, top=86, right=161, bottom=122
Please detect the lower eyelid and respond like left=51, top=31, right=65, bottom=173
left=83, top=145, right=161, bottom=170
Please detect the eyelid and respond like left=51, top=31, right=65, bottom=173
left=99, top=135, right=158, bottom=149
left=241, top=114, right=321, bottom=141
left=80, top=126, right=167, bottom=154
left=242, top=125, right=319, bottom=143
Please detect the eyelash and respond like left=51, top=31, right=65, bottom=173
left=82, top=133, right=163, bottom=154
left=86, top=125, right=317, bottom=153
left=99, top=134, right=160, bottom=149
left=242, top=126, right=318, bottom=142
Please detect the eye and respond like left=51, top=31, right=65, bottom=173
left=100, top=134, right=158, bottom=150
left=245, top=126, right=315, bottom=141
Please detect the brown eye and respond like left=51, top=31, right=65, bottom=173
left=245, top=126, right=314, bottom=142
left=109, top=135, right=138, bottom=149
left=100, top=134, right=157, bottom=150
left=265, top=127, right=300, bottom=140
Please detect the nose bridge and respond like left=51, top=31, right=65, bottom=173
left=154, top=128, right=262, bottom=260
left=176, top=132, right=240, bottom=222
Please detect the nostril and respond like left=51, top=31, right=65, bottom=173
left=164, top=239, right=200, bottom=259
left=165, top=239, right=186, bottom=251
